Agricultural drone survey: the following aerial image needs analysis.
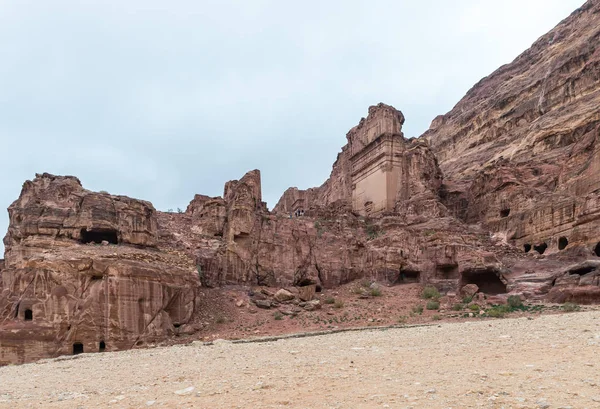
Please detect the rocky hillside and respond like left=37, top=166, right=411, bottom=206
left=421, top=0, right=600, bottom=254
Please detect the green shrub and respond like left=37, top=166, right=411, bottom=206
left=370, top=287, right=382, bottom=297
left=562, top=302, right=580, bottom=312
left=507, top=295, right=523, bottom=309
left=215, top=316, right=226, bottom=324
left=468, top=304, right=480, bottom=312
left=324, top=296, right=335, bottom=304
left=462, top=295, right=473, bottom=304
left=487, top=304, right=510, bottom=318
left=432, top=315, right=441, bottom=321
left=333, top=300, right=345, bottom=309
left=452, top=303, right=464, bottom=311
left=273, top=311, right=283, bottom=320
left=412, top=305, right=424, bottom=315
left=422, top=286, right=440, bottom=300
left=426, top=300, right=440, bottom=310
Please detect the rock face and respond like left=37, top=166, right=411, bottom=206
left=422, top=1, right=600, bottom=257
left=274, top=103, right=443, bottom=220
left=2, top=1, right=600, bottom=365
left=0, top=174, right=199, bottom=365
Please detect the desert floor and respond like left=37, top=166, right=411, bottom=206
left=1, top=311, right=599, bottom=409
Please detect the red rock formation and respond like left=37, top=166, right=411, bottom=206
left=0, top=174, right=200, bottom=365
left=422, top=1, right=600, bottom=255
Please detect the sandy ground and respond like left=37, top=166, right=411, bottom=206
left=0, top=311, right=599, bottom=409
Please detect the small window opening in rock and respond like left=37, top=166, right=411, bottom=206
left=595, top=242, right=600, bottom=257
left=91, top=274, right=103, bottom=281
left=500, top=208, right=510, bottom=218
left=397, top=270, right=421, bottom=284
left=24, top=309, right=32, bottom=321
left=99, top=341, right=106, bottom=352
left=558, top=236, right=569, bottom=251
left=296, top=278, right=315, bottom=287
left=73, top=342, right=84, bottom=355
left=173, top=323, right=181, bottom=328
left=524, top=244, right=532, bottom=253
left=461, top=269, right=507, bottom=295
left=80, top=228, right=118, bottom=244
left=315, top=285, right=322, bottom=293
left=534, top=243, right=548, bottom=255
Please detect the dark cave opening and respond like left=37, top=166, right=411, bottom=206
left=558, top=236, right=569, bottom=251
left=524, top=244, right=532, bottom=253
left=595, top=242, right=600, bottom=257
left=461, top=269, right=507, bottom=295
left=534, top=243, right=548, bottom=255
left=500, top=208, right=511, bottom=218
left=99, top=341, right=106, bottom=352
left=24, top=309, right=32, bottom=321
left=72, top=342, right=84, bottom=355
left=569, top=266, right=596, bottom=276
left=80, top=228, right=118, bottom=244
left=397, top=270, right=421, bottom=284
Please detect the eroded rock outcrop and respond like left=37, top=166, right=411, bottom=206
left=0, top=174, right=200, bottom=365
left=422, top=1, right=600, bottom=258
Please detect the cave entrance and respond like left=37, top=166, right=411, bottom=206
left=558, top=236, right=569, bottom=251
left=73, top=342, right=84, bottom=355
left=534, top=243, right=548, bottom=255
left=99, top=341, right=106, bottom=352
left=24, top=309, right=32, bottom=321
left=500, top=208, right=510, bottom=218
left=524, top=244, right=532, bottom=253
left=80, top=228, right=118, bottom=244
left=397, top=270, right=421, bottom=284
left=595, top=242, right=600, bottom=257
left=461, top=269, right=507, bottom=295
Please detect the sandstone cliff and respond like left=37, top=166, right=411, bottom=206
left=422, top=1, right=600, bottom=257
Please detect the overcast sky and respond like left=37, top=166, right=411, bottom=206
left=0, top=0, right=585, bottom=254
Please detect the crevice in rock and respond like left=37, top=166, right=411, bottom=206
left=99, top=341, right=106, bottom=352
left=595, top=242, right=600, bottom=257
left=500, top=208, right=510, bottom=218
left=524, top=244, right=532, bottom=253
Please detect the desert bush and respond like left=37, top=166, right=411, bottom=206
left=452, top=303, right=464, bottom=311
left=324, top=296, right=336, bottom=304
left=462, top=295, right=473, bottom=304
left=273, top=311, right=283, bottom=320
left=507, top=295, right=523, bottom=309
left=422, top=286, right=440, bottom=300
left=333, top=300, right=345, bottom=309
left=487, top=305, right=510, bottom=318
left=432, top=315, right=441, bottom=321
left=215, top=316, right=226, bottom=324
left=412, top=305, right=424, bottom=315
left=426, top=300, right=440, bottom=310
left=370, top=287, right=382, bottom=297
left=468, top=304, right=480, bottom=312
left=562, top=302, right=580, bottom=312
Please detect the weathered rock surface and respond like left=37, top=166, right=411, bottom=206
left=422, top=1, right=600, bottom=259
left=0, top=174, right=200, bottom=365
